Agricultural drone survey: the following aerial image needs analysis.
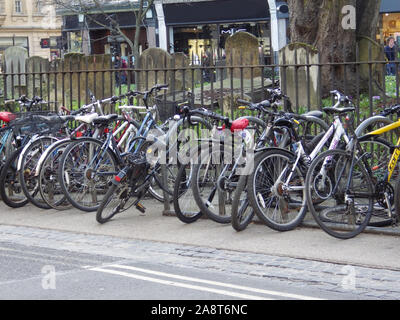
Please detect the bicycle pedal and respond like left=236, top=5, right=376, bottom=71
left=135, top=202, right=146, bottom=214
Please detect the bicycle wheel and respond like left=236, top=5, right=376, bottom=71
left=191, top=141, right=236, bottom=224
left=19, top=136, right=58, bottom=209
left=38, top=139, right=73, bottom=210
left=247, top=148, right=307, bottom=231
left=58, top=137, right=119, bottom=212
left=358, top=137, right=398, bottom=227
left=96, top=182, right=137, bottom=224
left=0, top=148, right=29, bottom=208
left=231, top=174, right=254, bottom=231
left=305, top=149, right=374, bottom=239
left=173, top=158, right=203, bottom=224
left=148, top=116, right=212, bottom=203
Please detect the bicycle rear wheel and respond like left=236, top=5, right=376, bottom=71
left=305, top=149, right=374, bottom=239
left=359, top=137, right=397, bottom=227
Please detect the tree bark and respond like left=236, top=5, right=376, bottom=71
left=287, top=0, right=382, bottom=96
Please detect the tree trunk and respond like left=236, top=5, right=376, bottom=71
left=287, top=0, right=382, bottom=97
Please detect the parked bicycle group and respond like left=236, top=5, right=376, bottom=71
left=0, top=85, right=399, bottom=240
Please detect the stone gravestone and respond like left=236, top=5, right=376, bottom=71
left=279, top=43, right=320, bottom=111
left=136, top=48, right=173, bottom=92
left=171, top=52, right=191, bottom=91
left=50, top=53, right=113, bottom=109
left=26, top=56, right=50, bottom=98
left=3, top=46, right=28, bottom=98
left=225, top=31, right=262, bottom=79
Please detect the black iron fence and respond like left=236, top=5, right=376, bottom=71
left=1, top=53, right=400, bottom=125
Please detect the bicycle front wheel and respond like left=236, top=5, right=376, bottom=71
left=305, top=149, right=374, bottom=239
left=96, top=182, right=136, bottom=224
left=231, top=174, right=254, bottom=231
left=173, top=160, right=203, bottom=224
left=247, top=148, right=307, bottom=232
left=19, top=136, right=58, bottom=209
left=58, top=138, right=119, bottom=212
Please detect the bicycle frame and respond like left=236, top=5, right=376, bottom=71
left=361, top=118, right=400, bottom=182
left=278, top=115, right=350, bottom=193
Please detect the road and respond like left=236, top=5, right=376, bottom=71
left=0, top=200, right=399, bottom=303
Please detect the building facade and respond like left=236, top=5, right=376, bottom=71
left=60, top=0, right=289, bottom=64
left=379, top=0, right=400, bottom=44
left=60, top=0, right=156, bottom=60
left=0, top=0, right=62, bottom=59
left=156, top=0, right=288, bottom=64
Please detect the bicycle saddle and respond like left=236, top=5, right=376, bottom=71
left=230, top=118, right=249, bottom=132
left=75, top=113, right=99, bottom=124
left=0, top=112, right=17, bottom=123
left=303, top=110, right=323, bottom=118
left=92, top=114, right=119, bottom=125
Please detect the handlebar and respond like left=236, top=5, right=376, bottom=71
left=380, top=104, right=400, bottom=116
left=330, top=90, right=352, bottom=108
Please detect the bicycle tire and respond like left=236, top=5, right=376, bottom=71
left=191, top=141, right=234, bottom=224
left=96, top=182, right=137, bottom=224
left=38, top=139, right=73, bottom=210
left=231, top=174, right=254, bottom=231
left=247, top=148, right=307, bottom=231
left=58, top=137, right=119, bottom=212
left=173, top=156, right=203, bottom=224
left=0, top=148, right=29, bottom=208
left=19, top=136, right=59, bottom=209
left=358, top=137, right=398, bottom=227
left=305, top=149, right=374, bottom=239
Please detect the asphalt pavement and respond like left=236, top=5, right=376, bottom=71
left=0, top=199, right=399, bottom=271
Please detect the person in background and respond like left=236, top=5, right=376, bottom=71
left=121, top=58, right=128, bottom=85
left=385, top=36, right=398, bottom=76
left=114, top=54, right=122, bottom=86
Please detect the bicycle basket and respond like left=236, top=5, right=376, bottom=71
left=155, top=91, right=194, bottom=122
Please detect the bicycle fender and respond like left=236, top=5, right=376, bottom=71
left=34, top=138, right=71, bottom=177
left=17, top=134, right=40, bottom=171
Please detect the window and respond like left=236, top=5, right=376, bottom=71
left=35, top=0, right=42, bottom=13
left=15, top=0, right=22, bottom=13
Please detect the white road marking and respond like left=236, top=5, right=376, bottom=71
left=90, top=266, right=271, bottom=300
left=89, top=264, right=324, bottom=300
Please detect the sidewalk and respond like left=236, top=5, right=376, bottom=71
left=0, top=200, right=399, bottom=271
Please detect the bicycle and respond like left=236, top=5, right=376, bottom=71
left=237, top=91, right=357, bottom=232
left=305, top=103, right=400, bottom=239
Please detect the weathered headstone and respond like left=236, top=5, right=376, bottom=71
left=3, top=46, right=28, bottom=97
left=225, top=32, right=261, bottom=79
left=26, top=56, right=50, bottom=97
left=50, top=53, right=113, bottom=108
left=279, top=43, right=320, bottom=111
left=171, top=52, right=191, bottom=91
left=136, top=48, right=173, bottom=92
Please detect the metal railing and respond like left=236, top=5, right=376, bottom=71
left=1, top=52, right=399, bottom=125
